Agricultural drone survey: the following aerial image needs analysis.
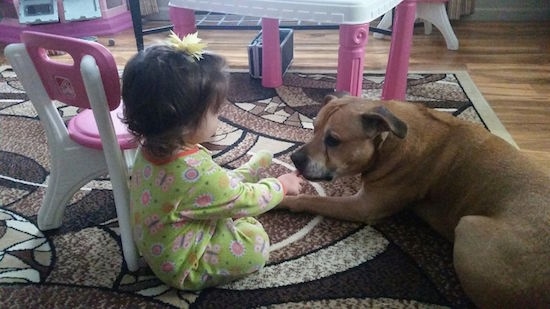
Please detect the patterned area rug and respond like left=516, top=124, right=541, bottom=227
left=0, top=67, right=513, bottom=308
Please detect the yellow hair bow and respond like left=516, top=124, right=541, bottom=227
left=166, top=30, right=208, bottom=61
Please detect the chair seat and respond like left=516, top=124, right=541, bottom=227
left=68, top=104, right=136, bottom=150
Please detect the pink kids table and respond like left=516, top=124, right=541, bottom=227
left=168, top=0, right=421, bottom=100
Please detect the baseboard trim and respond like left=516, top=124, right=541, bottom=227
left=467, top=7, right=550, bottom=21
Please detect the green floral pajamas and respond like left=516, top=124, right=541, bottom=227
left=130, top=146, right=284, bottom=290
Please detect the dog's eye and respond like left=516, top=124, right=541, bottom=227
left=324, top=134, right=340, bottom=147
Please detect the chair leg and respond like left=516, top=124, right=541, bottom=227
left=37, top=147, right=108, bottom=230
left=39, top=145, right=140, bottom=271
left=373, top=12, right=393, bottom=39
left=375, top=2, right=458, bottom=51
left=416, top=3, right=459, bottom=50
left=114, top=193, right=140, bottom=271
left=423, top=20, right=433, bottom=35
left=110, top=149, right=140, bottom=272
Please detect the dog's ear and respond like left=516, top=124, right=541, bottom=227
left=332, top=91, right=350, bottom=98
left=322, top=91, right=350, bottom=106
left=361, top=106, right=408, bottom=138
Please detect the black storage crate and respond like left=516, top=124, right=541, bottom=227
left=248, top=28, right=294, bottom=79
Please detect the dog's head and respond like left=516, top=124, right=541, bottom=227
left=291, top=94, right=408, bottom=181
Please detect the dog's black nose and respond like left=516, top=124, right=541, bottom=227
left=291, top=150, right=308, bottom=172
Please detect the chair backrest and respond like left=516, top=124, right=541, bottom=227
left=20, top=31, right=121, bottom=111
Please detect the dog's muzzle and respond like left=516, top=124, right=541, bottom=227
left=291, top=149, right=333, bottom=181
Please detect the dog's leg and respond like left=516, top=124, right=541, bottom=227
left=454, top=215, right=550, bottom=308
left=454, top=215, right=506, bottom=307
left=278, top=193, right=368, bottom=222
left=278, top=189, right=403, bottom=223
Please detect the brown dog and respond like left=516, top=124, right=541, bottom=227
left=280, top=95, right=550, bottom=308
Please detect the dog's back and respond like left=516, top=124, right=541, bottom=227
left=389, top=101, right=550, bottom=307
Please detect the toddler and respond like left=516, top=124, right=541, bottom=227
left=121, top=32, right=303, bottom=290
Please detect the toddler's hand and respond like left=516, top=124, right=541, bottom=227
left=277, top=172, right=304, bottom=196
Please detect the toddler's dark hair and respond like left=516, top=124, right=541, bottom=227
left=122, top=45, right=229, bottom=158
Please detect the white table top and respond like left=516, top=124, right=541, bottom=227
left=169, top=0, right=404, bottom=24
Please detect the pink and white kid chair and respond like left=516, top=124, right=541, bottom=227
left=5, top=31, right=140, bottom=271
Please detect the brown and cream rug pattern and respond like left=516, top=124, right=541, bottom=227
left=0, top=66, right=513, bottom=308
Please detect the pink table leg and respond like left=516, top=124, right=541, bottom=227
left=168, top=6, right=197, bottom=37
left=260, top=18, right=283, bottom=88
left=382, top=0, right=417, bottom=100
left=336, top=23, right=370, bottom=96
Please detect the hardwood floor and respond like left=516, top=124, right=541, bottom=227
left=2, top=21, right=550, bottom=159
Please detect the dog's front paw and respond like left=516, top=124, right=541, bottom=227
left=277, top=195, right=302, bottom=212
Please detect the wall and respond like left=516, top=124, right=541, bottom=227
left=468, top=0, right=550, bottom=21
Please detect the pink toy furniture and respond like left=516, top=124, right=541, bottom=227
left=5, top=31, right=140, bottom=271
left=0, top=0, right=132, bottom=44
left=168, top=0, right=421, bottom=100
left=374, top=0, right=459, bottom=50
